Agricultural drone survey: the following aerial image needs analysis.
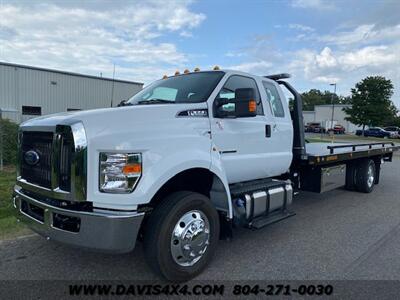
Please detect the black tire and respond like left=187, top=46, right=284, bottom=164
left=345, top=162, right=357, bottom=191
left=354, top=159, right=376, bottom=193
left=143, top=191, right=220, bottom=281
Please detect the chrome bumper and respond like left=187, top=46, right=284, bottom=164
left=13, top=187, right=144, bottom=253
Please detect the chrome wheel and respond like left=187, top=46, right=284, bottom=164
left=170, top=210, right=210, bottom=267
left=367, top=164, right=375, bottom=188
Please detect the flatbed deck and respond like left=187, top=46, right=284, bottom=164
left=305, top=141, right=400, bottom=166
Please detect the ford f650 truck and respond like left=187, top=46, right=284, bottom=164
left=13, top=69, right=399, bottom=281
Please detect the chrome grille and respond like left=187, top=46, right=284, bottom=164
left=18, top=122, right=87, bottom=202
left=21, top=132, right=53, bottom=189
left=59, top=136, right=72, bottom=191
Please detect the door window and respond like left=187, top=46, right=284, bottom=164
left=216, top=75, right=263, bottom=115
left=262, top=82, right=285, bottom=118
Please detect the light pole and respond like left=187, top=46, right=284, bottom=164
left=330, top=83, right=337, bottom=131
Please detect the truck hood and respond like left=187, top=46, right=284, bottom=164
left=20, top=103, right=209, bottom=137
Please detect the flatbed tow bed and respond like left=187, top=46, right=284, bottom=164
left=304, top=141, right=399, bottom=166
left=271, top=75, right=400, bottom=195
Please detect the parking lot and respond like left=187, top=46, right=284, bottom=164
left=0, top=157, right=399, bottom=281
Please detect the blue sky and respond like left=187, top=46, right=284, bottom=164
left=1, top=0, right=399, bottom=107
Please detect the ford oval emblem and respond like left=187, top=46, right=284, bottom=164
left=24, top=150, right=40, bottom=166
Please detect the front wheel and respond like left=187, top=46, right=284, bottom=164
left=143, top=191, right=220, bottom=281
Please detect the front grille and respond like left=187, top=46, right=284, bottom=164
left=21, top=132, right=53, bottom=189
left=18, top=123, right=87, bottom=202
left=59, top=137, right=72, bottom=191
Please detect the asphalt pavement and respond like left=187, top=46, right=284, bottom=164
left=1, top=158, right=400, bottom=282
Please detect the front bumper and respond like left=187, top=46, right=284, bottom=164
left=13, top=187, right=144, bottom=253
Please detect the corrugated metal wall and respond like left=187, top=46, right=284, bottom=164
left=0, top=63, right=143, bottom=123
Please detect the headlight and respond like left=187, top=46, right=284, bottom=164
left=99, top=153, right=142, bottom=193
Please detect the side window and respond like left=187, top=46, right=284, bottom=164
left=22, top=106, right=41, bottom=116
left=216, top=75, right=263, bottom=115
left=262, top=81, right=285, bottom=118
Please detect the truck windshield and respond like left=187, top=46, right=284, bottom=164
left=126, top=71, right=225, bottom=105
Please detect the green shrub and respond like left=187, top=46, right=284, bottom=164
left=0, top=119, right=18, bottom=165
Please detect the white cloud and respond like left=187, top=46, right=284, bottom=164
left=315, top=47, right=337, bottom=68
left=339, top=46, right=398, bottom=70
left=320, top=24, right=400, bottom=46
left=288, top=23, right=315, bottom=32
left=0, top=1, right=205, bottom=83
left=289, top=45, right=400, bottom=81
left=225, top=51, right=245, bottom=58
left=180, top=31, right=193, bottom=38
left=290, top=0, right=335, bottom=10
left=228, top=61, right=273, bottom=74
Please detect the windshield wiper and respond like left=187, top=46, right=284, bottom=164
left=137, top=99, right=175, bottom=105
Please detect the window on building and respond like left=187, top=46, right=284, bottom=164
left=67, top=108, right=81, bottom=112
left=22, top=106, right=41, bottom=116
left=262, top=81, right=285, bottom=118
left=216, top=75, right=264, bottom=115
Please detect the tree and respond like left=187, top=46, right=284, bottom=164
left=301, top=89, right=342, bottom=111
left=344, top=76, right=395, bottom=131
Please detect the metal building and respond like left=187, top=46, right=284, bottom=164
left=0, top=62, right=143, bottom=123
left=303, top=104, right=362, bottom=133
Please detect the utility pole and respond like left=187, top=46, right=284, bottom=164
left=110, top=63, right=116, bottom=107
left=330, top=83, right=337, bottom=130
left=0, top=110, right=3, bottom=171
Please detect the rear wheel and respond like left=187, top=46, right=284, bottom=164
left=354, top=159, right=376, bottom=193
left=143, top=191, right=220, bottom=281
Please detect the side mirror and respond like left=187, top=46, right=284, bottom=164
left=117, top=100, right=127, bottom=107
left=215, top=88, right=257, bottom=118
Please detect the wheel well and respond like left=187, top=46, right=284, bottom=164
left=137, top=168, right=232, bottom=241
left=144, top=168, right=215, bottom=210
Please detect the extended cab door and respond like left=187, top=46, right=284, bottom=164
left=210, top=75, right=290, bottom=183
left=260, top=80, right=293, bottom=171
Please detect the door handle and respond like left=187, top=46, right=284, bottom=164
left=265, top=124, right=271, bottom=138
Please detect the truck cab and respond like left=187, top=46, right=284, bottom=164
left=13, top=69, right=399, bottom=281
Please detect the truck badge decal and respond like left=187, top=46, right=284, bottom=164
left=24, top=150, right=40, bottom=166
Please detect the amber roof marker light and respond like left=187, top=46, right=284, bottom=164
left=194, top=67, right=200, bottom=72
left=213, top=66, right=220, bottom=70
left=183, top=69, right=190, bottom=74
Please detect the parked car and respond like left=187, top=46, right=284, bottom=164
left=305, top=122, right=320, bottom=132
left=357, top=127, right=392, bottom=138
left=384, top=126, right=400, bottom=138
left=328, top=124, right=345, bottom=134
left=305, top=122, right=326, bottom=133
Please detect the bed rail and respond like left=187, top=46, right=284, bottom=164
left=327, top=142, right=395, bottom=154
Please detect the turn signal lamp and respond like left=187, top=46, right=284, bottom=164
left=249, top=100, right=257, bottom=112
left=122, top=163, right=142, bottom=175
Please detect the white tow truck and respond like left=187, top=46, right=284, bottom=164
left=13, top=69, right=399, bottom=281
